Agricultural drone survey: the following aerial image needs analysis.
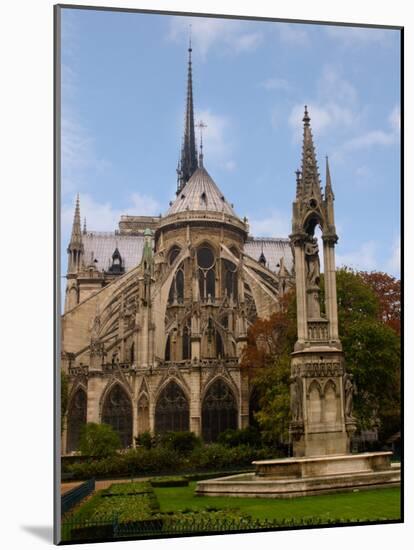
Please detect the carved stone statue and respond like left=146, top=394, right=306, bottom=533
left=304, top=237, right=320, bottom=287
left=90, top=314, right=101, bottom=338
left=343, top=373, right=356, bottom=419
left=290, top=375, right=303, bottom=422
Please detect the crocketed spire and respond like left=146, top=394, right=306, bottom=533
left=177, top=40, right=198, bottom=193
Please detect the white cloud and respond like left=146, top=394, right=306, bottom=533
left=168, top=17, right=262, bottom=59
left=61, top=111, right=111, bottom=195
left=317, top=66, right=358, bottom=105
left=224, top=160, right=236, bottom=172
left=336, top=241, right=378, bottom=271
left=325, top=26, right=393, bottom=47
left=276, top=23, right=309, bottom=46
left=288, top=103, right=355, bottom=138
left=342, top=107, right=400, bottom=151
left=288, top=67, right=360, bottom=140
left=249, top=210, right=290, bottom=238
left=195, top=108, right=235, bottom=170
left=233, top=32, right=262, bottom=53
left=62, top=193, right=161, bottom=239
left=342, top=129, right=395, bottom=150
left=387, top=236, right=400, bottom=276
left=389, top=105, right=400, bottom=132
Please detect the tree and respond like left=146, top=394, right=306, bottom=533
left=79, top=422, right=122, bottom=457
left=359, top=271, right=401, bottom=334
left=61, top=370, right=69, bottom=432
left=243, top=268, right=401, bottom=445
left=241, top=291, right=296, bottom=444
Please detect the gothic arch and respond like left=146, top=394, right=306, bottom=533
left=154, top=379, right=190, bottom=433
left=302, top=210, right=326, bottom=236
left=137, top=393, right=150, bottom=434
left=323, top=378, right=338, bottom=395
left=323, top=379, right=339, bottom=426
left=201, top=318, right=227, bottom=358
left=307, top=379, right=323, bottom=425
left=201, top=377, right=238, bottom=442
left=66, top=386, right=87, bottom=453
left=195, top=239, right=220, bottom=257
left=101, top=382, right=133, bottom=448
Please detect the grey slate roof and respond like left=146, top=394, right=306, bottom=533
left=82, top=232, right=292, bottom=275
left=244, top=238, right=293, bottom=272
left=166, top=166, right=237, bottom=217
left=83, top=232, right=144, bottom=272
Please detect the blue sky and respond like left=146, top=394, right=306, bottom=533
left=60, top=8, right=401, bottom=279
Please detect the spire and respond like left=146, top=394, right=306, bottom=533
left=300, top=106, right=322, bottom=201
left=83, top=216, right=87, bottom=235
left=70, top=194, right=82, bottom=245
left=177, top=38, right=198, bottom=193
left=258, top=240, right=266, bottom=266
left=67, top=194, right=84, bottom=273
left=325, top=155, right=334, bottom=201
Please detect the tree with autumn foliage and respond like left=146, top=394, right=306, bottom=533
left=241, top=291, right=296, bottom=445
left=359, top=271, right=401, bottom=334
left=243, top=268, right=400, bottom=447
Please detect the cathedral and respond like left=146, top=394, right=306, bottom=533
left=61, top=44, right=340, bottom=454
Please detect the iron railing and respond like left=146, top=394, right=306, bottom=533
left=61, top=514, right=371, bottom=542
left=61, top=478, right=95, bottom=516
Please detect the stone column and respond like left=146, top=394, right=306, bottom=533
left=190, top=364, right=201, bottom=436
left=86, top=375, right=101, bottom=423
left=240, top=369, right=250, bottom=429
left=323, top=237, right=339, bottom=340
left=293, top=239, right=308, bottom=342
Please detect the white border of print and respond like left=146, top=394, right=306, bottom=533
left=1, top=1, right=409, bottom=549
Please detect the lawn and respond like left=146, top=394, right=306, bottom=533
left=153, top=482, right=401, bottom=522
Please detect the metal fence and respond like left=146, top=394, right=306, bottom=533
left=61, top=478, right=95, bottom=516
left=61, top=514, right=369, bottom=542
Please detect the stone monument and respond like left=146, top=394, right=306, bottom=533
left=196, top=107, right=400, bottom=498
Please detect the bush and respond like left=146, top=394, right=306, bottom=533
left=79, top=423, right=121, bottom=457
left=135, top=431, right=154, bottom=450
left=124, top=446, right=185, bottom=474
left=217, top=427, right=262, bottom=448
left=156, top=431, right=202, bottom=454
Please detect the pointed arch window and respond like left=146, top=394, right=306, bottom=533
left=168, top=246, right=181, bottom=265
left=168, top=264, right=185, bottom=304
left=137, top=394, right=150, bottom=434
left=182, top=324, right=191, bottom=360
left=222, top=259, right=238, bottom=300
left=197, top=246, right=215, bottom=301
left=102, top=384, right=133, bottom=448
left=165, top=334, right=171, bottom=361
left=67, top=388, right=87, bottom=452
left=155, top=381, right=189, bottom=433
left=202, top=379, right=238, bottom=442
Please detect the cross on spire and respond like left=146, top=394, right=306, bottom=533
left=196, top=120, right=207, bottom=167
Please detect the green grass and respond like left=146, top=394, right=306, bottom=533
left=153, top=482, right=401, bottom=522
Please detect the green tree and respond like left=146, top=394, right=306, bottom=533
left=79, top=422, right=122, bottom=457
left=243, top=268, right=401, bottom=445
left=241, top=291, right=296, bottom=444
left=61, top=370, right=69, bottom=432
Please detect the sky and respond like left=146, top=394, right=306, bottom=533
left=60, top=8, right=401, bottom=280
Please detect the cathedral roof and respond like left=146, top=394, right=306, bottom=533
left=244, top=238, right=293, bottom=272
left=80, top=232, right=292, bottom=275
left=83, top=233, right=145, bottom=273
left=166, top=165, right=237, bottom=217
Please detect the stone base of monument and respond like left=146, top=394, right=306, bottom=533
left=195, top=452, right=400, bottom=498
